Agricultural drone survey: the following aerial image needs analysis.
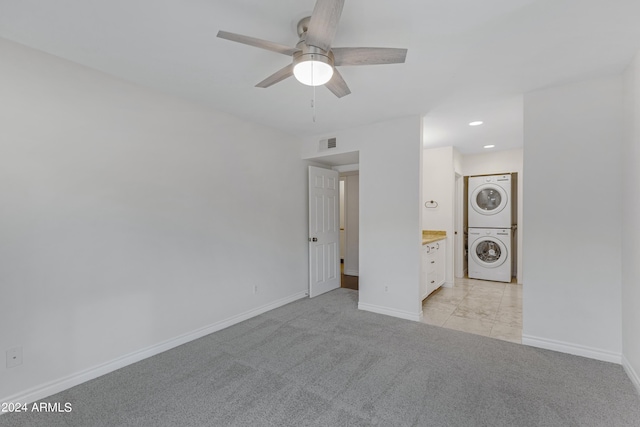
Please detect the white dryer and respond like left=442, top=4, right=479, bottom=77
left=468, top=228, right=512, bottom=282
left=468, top=174, right=511, bottom=228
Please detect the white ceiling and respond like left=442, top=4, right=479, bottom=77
left=2, top=0, right=640, bottom=154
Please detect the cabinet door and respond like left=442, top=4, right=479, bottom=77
left=426, top=245, right=437, bottom=295
left=421, top=246, right=429, bottom=299
left=436, top=240, right=446, bottom=287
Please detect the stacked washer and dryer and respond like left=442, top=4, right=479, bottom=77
left=467, top=174, right=513, bottom=282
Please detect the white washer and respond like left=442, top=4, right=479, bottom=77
left=468, top=174, right=511, bottom=228
left=468, top=228, right=511, bottom=282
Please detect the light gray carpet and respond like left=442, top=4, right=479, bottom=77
left=2, top=288, right=639, bottom=426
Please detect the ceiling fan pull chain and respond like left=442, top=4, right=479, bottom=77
left=312, top=61, right=317, bottom=123
left=312, top=95, right=316, bottom=123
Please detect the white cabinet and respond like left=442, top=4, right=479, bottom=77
left=421, top=239, right=446, bottom=299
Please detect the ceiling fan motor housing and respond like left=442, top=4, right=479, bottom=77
left=293, top=44, right=335, bottom=86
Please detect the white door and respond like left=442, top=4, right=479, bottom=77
left=455, top=173, right=464, bottom=278
left=309, top=166, right=340, bottom=298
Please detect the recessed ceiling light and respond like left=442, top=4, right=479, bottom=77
left=484, top=144, right=495, bottom=149
left=469, top=121, right=484, bottom=126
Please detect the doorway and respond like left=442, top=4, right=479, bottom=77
left=305, top=150, right=360, bottom=298
left=340, top=172, right=359, bottom=290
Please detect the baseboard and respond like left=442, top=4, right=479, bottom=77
left=344, top=269, right=358, bottom=276
left=442, top=281, right=454, bottom=289
left=622, top=354, right=640, bottom=396
left=358, top=302, right=422, bottom=322
left=1, top=291, right=308, bottom=406
left=522, top=334, right=622, bottom=364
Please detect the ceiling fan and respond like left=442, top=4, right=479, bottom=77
left=217, top=0, right=407, bottom=98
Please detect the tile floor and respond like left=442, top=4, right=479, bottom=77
left=421, top=277, right=522, bottom=344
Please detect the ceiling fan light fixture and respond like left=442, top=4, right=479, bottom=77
left=293, top=53, right=334, bottom=86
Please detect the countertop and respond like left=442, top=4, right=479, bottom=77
left=422, top=230, right=446, bottom=245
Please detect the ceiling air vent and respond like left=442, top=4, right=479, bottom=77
left=319, top=137, right=337, bottom=151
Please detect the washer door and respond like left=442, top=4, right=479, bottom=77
left=470, top=237, right=508, bottom=268
left=470, top=184, right=508, bottom=216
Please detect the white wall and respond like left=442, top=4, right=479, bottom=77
left=453, top=149, right=463, bottom=175
left=462, top=148, right=524, bottom=283
left=622, top=52, right=640, bottom=392
left=0, top=39, right=309, bottom=402
left=344, top=174, right=359, bottom=276
left=423, top=147, right=454, bottom=232
left=462, top=148, right=523, bottom=177
left=302, top=116, right=423, bottom=321
left=422, top=147, right=455, bottom=286
left=523, top=76, right=623, bottom=362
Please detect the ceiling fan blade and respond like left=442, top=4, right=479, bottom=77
left=217, top=31, right=300, bottom=56
left=332, top=48, right=408, bottom=66
left=255, top=64, right=294, bottom=88
left=306, top=0, right=345, bottom=51
left=325, top=69, right=351, bottom=98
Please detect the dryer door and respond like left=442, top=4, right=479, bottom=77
left=470, top=184, right=508, bottom=217
left=470, top=237, right=508, bottom=268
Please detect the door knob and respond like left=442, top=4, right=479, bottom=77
left=309, top=237, right=318, bottom=242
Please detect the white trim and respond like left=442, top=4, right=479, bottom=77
left=1, top=291, right=307, bottom=406
left=622, top=354, right=640, bottom=396
left=442, top=281, right=454, bottom=289
left=358, top=302, right=422, bottom=322
left=344, top=269, right=359, bottom=276
left=522, top=334, right=622, bottom=364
